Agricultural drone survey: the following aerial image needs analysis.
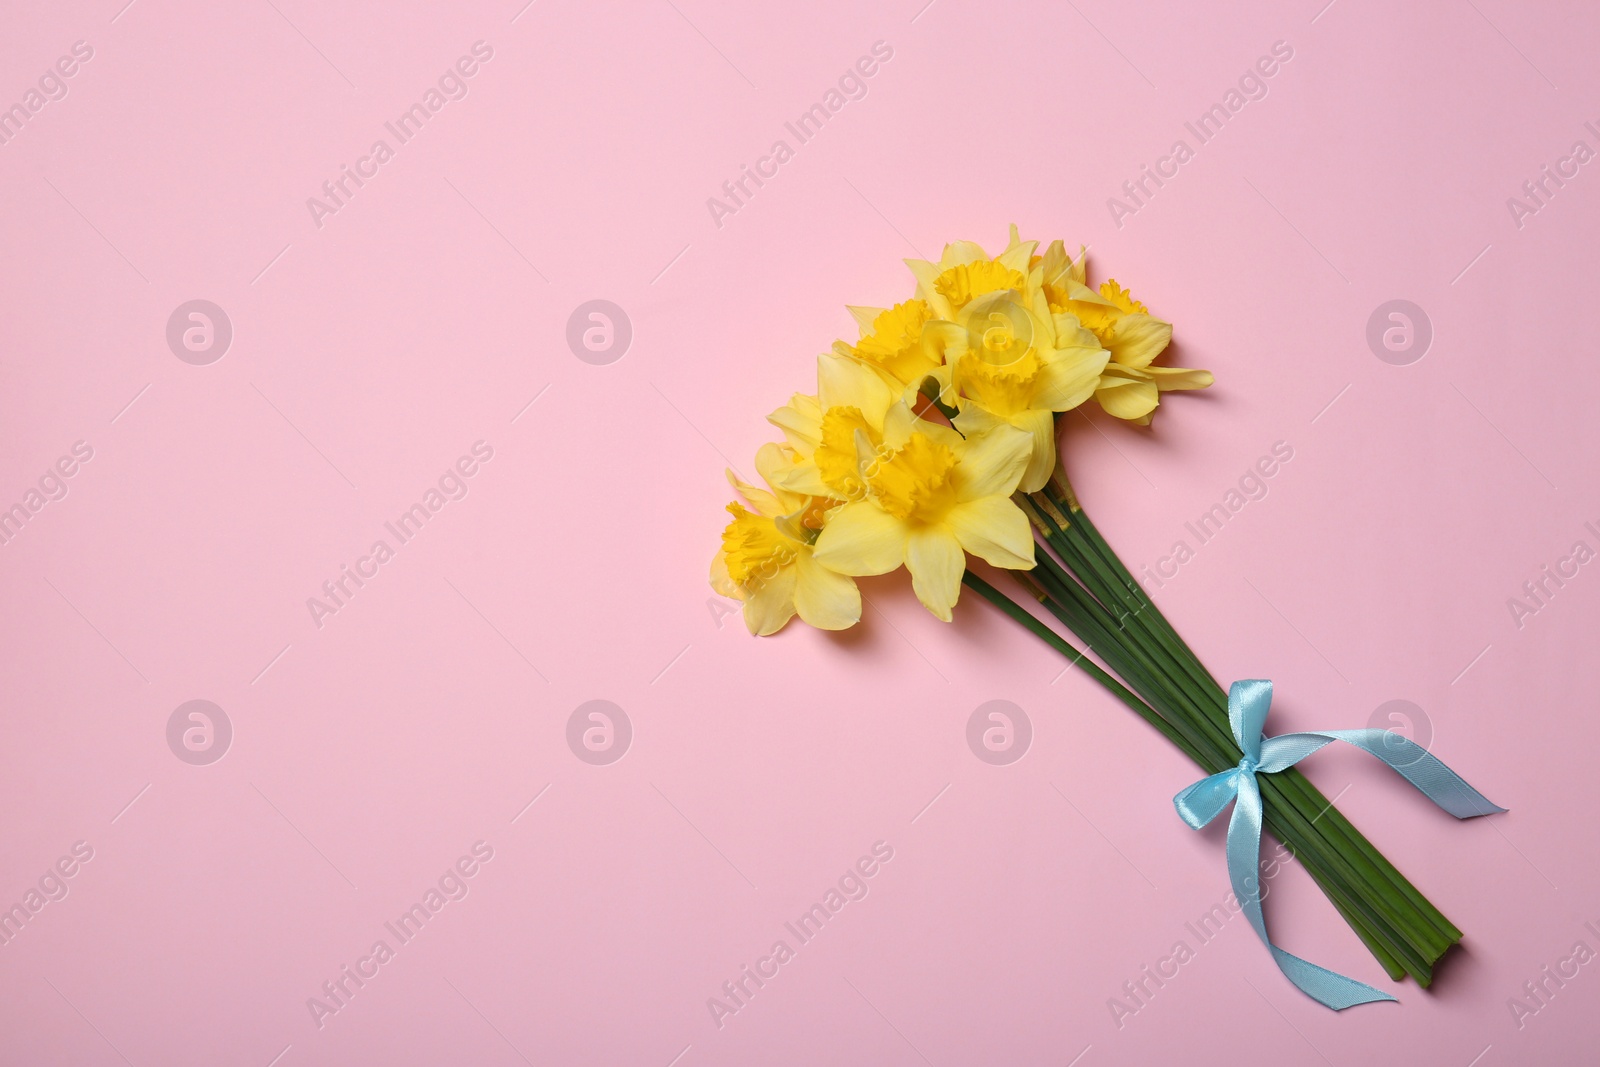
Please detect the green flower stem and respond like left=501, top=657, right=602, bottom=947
left=1303, top=864, right=1408, bottom=981
left=1018, top=535, right=1438, bottom=981
left=1028, top=505, right=1449, bottom=970
left=1061, top=497, right=1462, bottom=952
left=1025, top=550, right=1221, bottom=746
left=965, top=568, right=1415, bottom=980
left=1037, top=482, right=1461, bottom=981
left=960, top=572, right=1203, bottom=763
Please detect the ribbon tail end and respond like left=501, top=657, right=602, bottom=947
left=1463, top=798, right=1508, bottom=818
left=1275, top=948, right=1400, bottom=1010
left=1330, top=989, right=1399, bottom=1010
left=1301, top=980, right=1398, bottom=1011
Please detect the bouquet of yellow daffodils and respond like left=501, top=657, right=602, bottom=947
left=712, top=229, right=1466, bottom=993
left=713, top=228, right=1208, bottom=631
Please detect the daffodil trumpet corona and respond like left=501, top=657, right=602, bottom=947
left=712, top=229, right=1463, bottom=991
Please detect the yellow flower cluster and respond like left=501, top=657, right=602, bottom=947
left=711, top=227, right=1212, bottom=635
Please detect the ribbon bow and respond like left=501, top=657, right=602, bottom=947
left=1173, top=679, right=1505, bottom=1009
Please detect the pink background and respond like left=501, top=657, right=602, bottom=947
left=2, top=0, right=1597, bottom=1063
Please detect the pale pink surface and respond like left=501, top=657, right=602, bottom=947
left=1, top=0, right=1597, bottom=1063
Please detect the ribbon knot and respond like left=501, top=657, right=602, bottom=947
left=1173, top=679, right=1505, bottom=1010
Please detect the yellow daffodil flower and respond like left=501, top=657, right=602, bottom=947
left=888, top=228, right=1110, bottom=492
left=905, top=227, right=1038, bottom=323
left=715, top=227, right=1215, bottom=635
left=710, top=444, right=860, bottom=635
left=1040, top=242, right=1212, bottom=425
left=940, top=289, right=1109, bottom=492
left=811, top=407, right=1035, bottom=622
left=766, top=353, right=896, bottom=500
left=833, top=300, right=943, bottom=391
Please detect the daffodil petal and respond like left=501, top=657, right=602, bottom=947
left=880, top=401, right=919, bottom=449
left=941, top=240, right=991, bottom=266
left=953, top=423, right=1032, bottom=499
left=793, top=552, right=861, bottom=630
left=1095, top=377, right=1160, bottom=421
left=754, top=443, right=806, bottom=514
left=920, top=320, right=971, bottom=365
left=950, top=400, right=1006, bottom=438
left=725, top=468, right=784, bottom=518
left=1028, top=287, right=1058, bottom=347
left=1050, top=312, right=1099, bottom=349
left=818, top=353, right=895, bottom=422
left=947, top=496, right=1035, bottom=570
left=1067, top=245, right=1088, bottom=286
left=1106, top=313, right=1173, bottom=369
left=996, top=239, right=1036, bottom=274
left=1144, top=365, right=1215, bottom=391
left=847, top=305, right=885, bottom=332
left=1033, top=344, right=1110, bottom=412
left=1064, top=278, right=1112, bottom=306
left=767, top=393, right=822, bottom=451
left=906, top=527, right=965, bottom=622
left=905, top=258, right=954, bottom=320
left=710, top=551, right=740, bottom=599
left=742, top=564, right=798, bottom=636
left=1100, top=363, right=1152, bottom=382
left=880, top=399, right=963, bottom=452
left=811, top=501, right=908, bottom=576
left=1040, top=239, right=1068, bottom=284
left=769, top=460, right=832, bottom=499
left=1013, top=407, right=1058, bottom=494
left=910, top=412, right=964, bottom=449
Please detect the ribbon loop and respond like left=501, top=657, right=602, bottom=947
left=1228, top=678, right=1273, bottom=764
left=1174, top=679, right=1506, bottom=1010
left=1174, top=769, right=1242, bottom=830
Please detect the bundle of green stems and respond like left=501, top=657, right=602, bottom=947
left=961, top=469, right=1461, bottom=987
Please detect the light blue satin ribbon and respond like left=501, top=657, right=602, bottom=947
left=1173, top=679, right=1506, bottom=1010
